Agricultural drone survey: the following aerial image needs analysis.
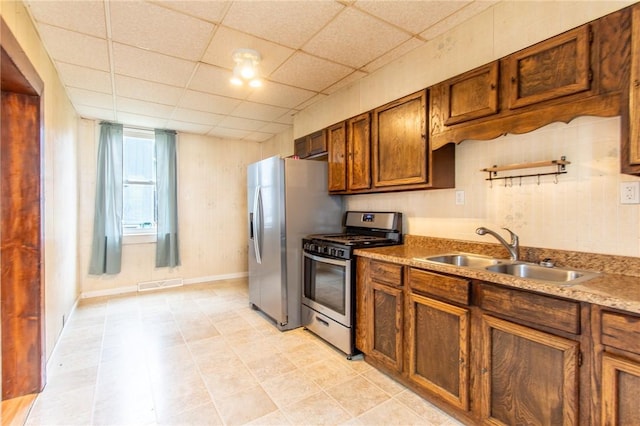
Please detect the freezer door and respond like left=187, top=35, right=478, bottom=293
left=247, top=157, right=287, bottom=326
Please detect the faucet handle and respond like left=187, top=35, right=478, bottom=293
left=502, top=227, right=518, bottom=243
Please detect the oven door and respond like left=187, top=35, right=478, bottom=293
left=302, top=251, right=352, bottom=327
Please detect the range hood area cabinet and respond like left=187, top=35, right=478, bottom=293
left=431, top=12, right=627, bottom=151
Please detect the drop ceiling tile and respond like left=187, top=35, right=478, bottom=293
left=231, top=102, right=291, bottom=122
left=222, top=1, right=344, bottom=49
left=355, top=1, right=470, bottom=35
left=274, top=110, right=297, bottom=125
left=56, top=63, right=112, bottom=94
left=165, top=120, right=213, bottom=135
left=258, top=122, right=292, bottom=135
left=171, top=108, right=225, bottom=126
left=109, top=1, right=215, bottom=61
left=116, top=112, right=168, bottom=129
left=67, top=87, right=114, bottom=110
left=323, top=70, right=367, bottom=95
left=303, top=7, right=412, bottom=69
left=36, top=24, right=109, bottom=71
left=361, top=37, right=425, bottom=73
left=26, top=0, right=106, bottom=38
left=179, top=90, right=242, bottom=115
left=188, top=63, right=249, bottom=100
left=218, top=116, right=268, bottom=132
left=112, top=43, right=196, bottom=87
left=201, top=26, right=294, bottom=77
left=75, top=105, right=115, bottom=122
left=117, top=97, right=175, bottom=119
left=245, top=131, right=274, bottom=142
left=247, top=81, right=316, bottom=109
left=152, top=1, right=231, bottom=24
left=114, top=75, right=184, bottom=105
left=269, top=52, right=354, bottom=92
left=420, top=1, right=497, bottom=41
left=208, top=127, right=252, bottom=140
left=294, top=93, right=329, bottom=111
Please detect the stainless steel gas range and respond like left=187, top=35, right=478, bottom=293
left=301, top=211, right=403, bottom=359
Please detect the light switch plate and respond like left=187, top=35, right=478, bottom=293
left=620, top=182, right=640, bottom=204
left=455, top=190, right=465, bottom=205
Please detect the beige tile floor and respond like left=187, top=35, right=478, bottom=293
left=25, top=279, right=464, bottom=426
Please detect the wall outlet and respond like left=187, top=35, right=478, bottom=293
left=455, top=190, right=465, bottom=205
left=620, top=182, right=640, bottom=204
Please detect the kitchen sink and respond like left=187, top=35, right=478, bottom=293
left=419, top=253, right=504, bottom=269
left=485, top=262, right=599, bottom=283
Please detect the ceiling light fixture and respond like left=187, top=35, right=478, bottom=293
left=230, top=48, right=262, bottom=88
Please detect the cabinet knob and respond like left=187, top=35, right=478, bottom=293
left=634, top=79, right=640, bottom=88
left=511, top=77, right=516, bottom=84
left=490, top=83, right=496, bottom=90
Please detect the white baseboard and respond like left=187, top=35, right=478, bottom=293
left=80, top=271, right=248, bottom=299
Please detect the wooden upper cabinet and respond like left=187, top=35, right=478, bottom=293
left=626, top=5, right=640, bottom=170
left=441, top=62, right=499, bottom=126
left=347, top=112, right=371, bottom=191
left=294, top=129, right=327, bottom=159
left=327, top=121, right=347, bottom=192
left=506, top=25, right=592, bottom=109
left=372, top=91, right=428, bottom=188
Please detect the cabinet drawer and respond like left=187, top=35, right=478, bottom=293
left=408, top=268, right=470, bottom=305
left=601, top=310, right=640, bottom=354
left=370, top=260, right=403, bottom=287
left=476, top=283, right=580, bottom=334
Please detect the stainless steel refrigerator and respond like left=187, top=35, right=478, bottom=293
left=247, top=156, right=342, bottom=331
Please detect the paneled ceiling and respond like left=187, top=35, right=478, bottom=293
left=25, top=0, right=495, bottom=142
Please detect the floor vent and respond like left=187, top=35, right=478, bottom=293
left=137, top=278, right=183, bottom=292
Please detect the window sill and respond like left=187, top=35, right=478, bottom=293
left=123, top=232, right=157, bottom=245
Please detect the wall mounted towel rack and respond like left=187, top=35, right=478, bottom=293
left=481, top=156, right=570, bottom=186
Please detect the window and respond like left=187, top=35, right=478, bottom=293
left=123, top=128, right=156, bottom=235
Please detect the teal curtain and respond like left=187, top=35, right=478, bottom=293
left=89, top=122, right=124, bottom=275
left=155, top=129, right=180, bottom=267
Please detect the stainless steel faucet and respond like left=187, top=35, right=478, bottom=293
left=476, top=227, right=519, bottom=261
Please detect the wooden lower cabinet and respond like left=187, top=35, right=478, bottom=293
left=601, top=354, right=640, bottom=425
left=368, top=281, right=403, bottom=372
left=480, top=314, right=580, bottom=426
left=407, top=292, right=470, bottom=411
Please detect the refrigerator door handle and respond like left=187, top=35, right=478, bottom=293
left=253, top=185, right=263, bottom=264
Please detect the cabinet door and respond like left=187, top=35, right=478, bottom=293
left=294, top=136, right=308, bottom=158
left=372, top=91, right=427, bottom=187
left=481, top=315, right=580, bottom=426
left=441, top=62, right=499, bottom=126
left=601, top=353, right=640, bottom=425
left=407, top=293, right=470, bottom=411
left=308, top=129, right=326, bottom=156
left=506, top=25, right=591, bottom=109
left=628, top=6, right=640, bottom=168
left=347, top=113, right=371, bottom=191
left=368, top=281, right=403, bottom=372
left=327, top=122, right=347, bottom=192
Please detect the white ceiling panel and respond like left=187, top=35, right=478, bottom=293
left=37, top=24, right=110, bottom=71
left=67, top=87, right=114, bottom=110
left=109, top=1, right=215, bottom=61
left=27, top=0, right=106, bottom=37
left=114, top=75, right=184, bottom=105
left=171, top=108, right=225, bottom=126
left=222, top=1, right=345, bottom=49
left=178, top=90, right=242, bottom=115
left=303, top=7, right=412, bottom=69
left=355, top=1, right=471, bottom=34
left=112, top=43, right=196, bottom=87
left=56, top=63, right=112, bottom=94
left=24, top=0, right=496, bottom=142
left=269, top=52, right=354, bottom=92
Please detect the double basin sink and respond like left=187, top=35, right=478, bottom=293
left=418, top=253, right=599, bottom=285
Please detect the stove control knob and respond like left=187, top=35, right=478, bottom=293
left=338, top=249, right=345, bottom=258
left=330, top=248, right=337, bottom=256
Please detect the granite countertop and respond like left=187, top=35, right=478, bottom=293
left=354, top=236, right=640, bottom=315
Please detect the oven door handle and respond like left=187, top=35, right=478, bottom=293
left=303, top=251, right=348, bottom=267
